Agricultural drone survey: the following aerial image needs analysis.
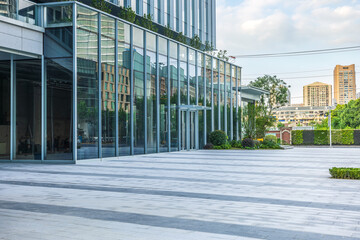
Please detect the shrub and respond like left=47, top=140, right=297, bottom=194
left=230, top=140, right=242, bottom=148
left=261, top=140, right=282, bottom=149
left=213, top=143, right=232, bottom=149
left=253, top=140, right=261, bottom=149
left=302, top=130, right=314, bottom=145
left=264, top=135, right=277, bottom=143
left=241, top=138, right=254, bottom=148
left=331, top=130, right=342, bottom=145
left=203, top=143, right=213, bottom=149
left=209, top=130, right=227, bottom=146
left=292, top=130, right=303, bottom=145
left=314, top=130, right=328, bottom=145
left=341, top=130, right=354, bottom=145
left=329, top=167, right=360, bottom=179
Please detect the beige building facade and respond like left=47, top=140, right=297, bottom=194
left=334, top=64, right=356, bottom=105
left=303, top=82, right=332, bottom=107
left=274, top=106, right=328, bottom=127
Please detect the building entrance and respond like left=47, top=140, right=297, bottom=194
left=180, top=110, right=197, bottom=151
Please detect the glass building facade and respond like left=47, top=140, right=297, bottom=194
left=0, top=2, right=246, bottom=163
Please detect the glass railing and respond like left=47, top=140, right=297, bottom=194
left=0, top=0, right=38, bottom=25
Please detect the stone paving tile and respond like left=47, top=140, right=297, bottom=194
left=0, top=148, right=360, bottom=239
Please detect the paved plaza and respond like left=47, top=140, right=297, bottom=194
left=1, top=148, right=360, bottom=240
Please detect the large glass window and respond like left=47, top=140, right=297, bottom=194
left=118, top=22, right=131, bottom=156
left=232, top=66, right=237, bottom=140
left=133, top=27, right=145, bottom=155
left=77, top=6, right=99, bottom=160
left=197, top=53, right=204, bottom=148
left=213, top=59, right=219, bottom=130
left=237, top=67, right=242, bottom=139
left=179, top=46, right=187, bottom=105
left=226, top=63, right=231, bottom=137
left=159, top=37, right=168, bottom=152
left=219, top=61, right=225, bottom=131
left=0, top=58, right=10, bottom=160
left=205, top=55, right=212, bottom=141
left=44, top=26, right=73, bottom=160
left=101, top=15, right=116, bottom=158
left=146, top=32, right=157, bottom=154
left=15, top=59, right=42, bottom=160
left=169, top=41, right=178, bottom=151
left=189, top=49, right=196, bottom=105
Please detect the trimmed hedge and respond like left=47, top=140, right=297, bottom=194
left=209, top=130, right=227, bottom=146
left=292, top=129, right=360, bottom=145
left=329, top=167, right=360, bottom=179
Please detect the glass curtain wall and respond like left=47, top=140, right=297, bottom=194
left=133, top=27, right=145, bottom=155
left=179, top=46, right=187, bottom=105
left=77, top=6, right=99, bottom=160
left=232, top=66, right=237, bottom=140
left=159, top=37, right=168, bottom=152
left=205, top=55, right=212, bottom=141
left=15, top=59, right=42, bottom=160
left=169, top=41, right=178, bottom=151
left=197, top=53, right=204, bottom=148
left=44, top=22, right=74, bottom=160
left=0, top=58, right=10, bottom=159
left=237, top=67, right=242, bottom=140
left=219, top=61, right=225, bottom=131
left=213, top=59, right=218, bottom=130
left=118, top=22, right=131, bottom=155
left=226, top=63, right=231, bottom=138
left=101, top=14, right=116, bottom=158
left=189, top=50, right=196, bottom=105
left=146, top=32, right=157, bottom=153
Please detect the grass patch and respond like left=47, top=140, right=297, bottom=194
left=329, top=167, right=360, bottom=179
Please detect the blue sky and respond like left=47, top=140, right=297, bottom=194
left=216, top=0, right=360, bottom=104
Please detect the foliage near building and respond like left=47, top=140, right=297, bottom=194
left=329, top=168, right=360, bottom=180
left=291, top=130, right=359, bottom=145
left=209, top=130, right=227, bottom=146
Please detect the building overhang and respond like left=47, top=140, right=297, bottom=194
left=236, top=85, right=269, bottom=102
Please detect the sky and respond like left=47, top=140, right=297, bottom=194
left=216, top=0, right=360, bottom=104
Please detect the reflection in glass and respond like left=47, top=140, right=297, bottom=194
left=213, top=59, right=219, bottom=130
left=118, top=21, right=131, bottom=156
left=220, top=61, right=225, bottom=131
left=77, top=6, right=99, bottom=160
left=179, top=46, right=187, bottom=105
left=169, top=42, right=178, bottom=151
left=146, top=33, right=157, bottom=154
left=15, top=59, right=42, bottom=160
left=232, top=66, right=237, bottom=139
left=0, top=59, right=10, bottom=159
left=189, top=49, right=196, bottom=105
left=197, top=53, right=204, bottom=148
left=226, top=63, right=231, bottom=137
left=159, top=37, right=168, bottom=152
left=205, top=56, right=212, bottom=141
left=133, top=27, right=145, bottom=155
left=101, top=14, right=116, bottom=158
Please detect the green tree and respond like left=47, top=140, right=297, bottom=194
left=92, top=0, right=111, bottom=13
left=249, top=75, right=290, bottom=138
left=176, top=32, right=186, bottom=44
left=217, top=50, right=229, bottom=61
left=136, top=14, right=158, bottom=32
left=190, top=34, right=201, bottom=50
left=119, top=6, right=136, bottom=23
left=164, top=25, right=174, bottom=39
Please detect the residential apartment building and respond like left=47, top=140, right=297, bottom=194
left=334, top=64, right=356, bottom=105
left=274, top=106, right=328, bottom=127
left=303, top=82, right=332, bottom=107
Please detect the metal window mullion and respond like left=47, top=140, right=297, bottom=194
left=210, top=56, right=214, bottom=132
left=156, top=35, right=160, bottom=153
left=167, top=39, right=171, bottom=152
left=72, top=3, right=77, bottom=163
left=235, top=67, right=239, bottom=141
left=41, top=55, right=46, bottom=162
left=203, top=54, right=206, bottom=143
left=143, top=31, right=147, bottom=154
left=230, top=65, right=233, bottom=141
left=130, top=25, right=134, bottom=155
left=115, top=20, right=119, bottom=156
left=177, top=43, right=180, bottom=151
left=98, top=13, right=102, bottom=159
left=195, top=51, right=198, bottom=149
left=10, top=54, right=14, bottom=161
left=224, top=63, right=227, bottom=134
left=217, top=60, right=220, bottom=130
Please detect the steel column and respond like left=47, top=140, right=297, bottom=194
left=72, top=3, right=77, bottom=162
left=115, top=20, right=119, bottom=156
left=156, top=35, right=160, bottom=153
left=98, top=13, right=102, bottom=159
left=167, top=39, right=171, bottom=152
left=130, top=25, right=134, bottom=155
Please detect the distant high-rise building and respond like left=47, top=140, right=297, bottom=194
left=303, top=82, right=332, bottom=107
left=334, top=64, right=356, bottom=105
left=357, top=92, right=360, bottom=99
